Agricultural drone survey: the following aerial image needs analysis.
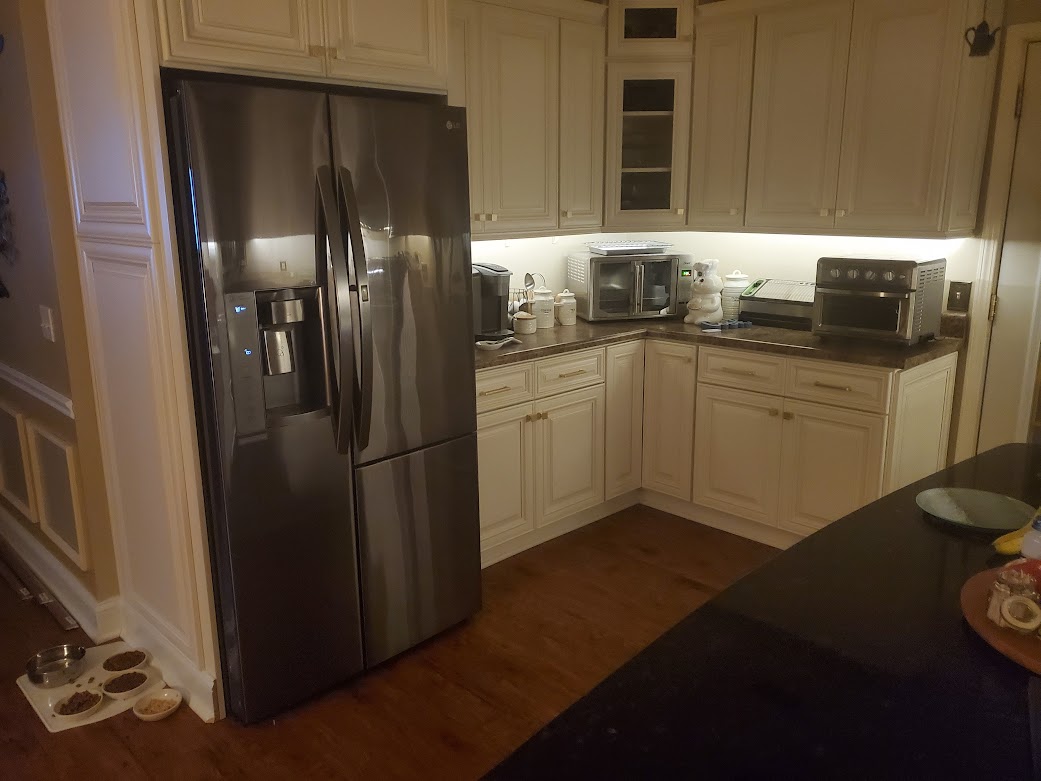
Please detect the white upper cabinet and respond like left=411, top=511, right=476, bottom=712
left=447, top=0, right=484, bottom=234
left=478, top=5, right=560, bottom=233
left=688, top=15, right=755, bottom=230
left=745, top=1, right=853, bottom=230
left=834, top=0, right=962, bottom=232
left=605, top=61, right=692, bottom=228
left=159, top=0, right=329, bottom=75
left=608, top=0, right=694, bottom=59
left=324, top=0, right=447, bottom=90
left=560, top=20, right=605, bottom=231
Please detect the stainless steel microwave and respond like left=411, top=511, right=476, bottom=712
left=812, top=257, right=945, bottom=345
left=566, top=253, right=695, bottom=321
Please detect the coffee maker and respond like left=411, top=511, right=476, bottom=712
left=471, top=262, right=512, bottom=339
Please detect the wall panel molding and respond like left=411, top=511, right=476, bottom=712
left=0, top=363, right=75, bottom=419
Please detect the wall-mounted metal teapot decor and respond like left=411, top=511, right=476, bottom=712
left=0, top=170, right=14, bottom=266
left=965, top=19, right=1001, bottom=57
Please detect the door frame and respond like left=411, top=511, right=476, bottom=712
left=953, top=23, right=1041, bottom=459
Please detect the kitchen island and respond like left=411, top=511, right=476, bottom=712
left=489, top=444, right=1041, bottom=779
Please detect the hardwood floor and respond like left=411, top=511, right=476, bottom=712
left=0, top=506, right=776, bottom=779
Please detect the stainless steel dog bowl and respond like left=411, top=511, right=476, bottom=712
left=26, top=644, right=86, bottom=688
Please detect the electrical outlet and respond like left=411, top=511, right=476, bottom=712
left=39, top=305, right=56, bottom=342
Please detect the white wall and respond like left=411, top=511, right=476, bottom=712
left=472, top=231, right=980, bottom=297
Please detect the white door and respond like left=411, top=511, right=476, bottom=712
left=642, top=340, right=696, bottom=500
left=324, top=0, right=447, bottom=90
left=158, top=0, right=325, bottom=75
left=536, top=386, right=605, bottom=526
left=693, top=385, right=783, bottom=525
left=834, top=0, right=962, bottom=232
left=560, top=20, right=606, bottom=231
left=778, top=399, right=886, bottom=534
left=476, top=402, right=536, bottom=548
left=745, top=0, right=852, bottom=230
left=480, top=6, right=560, bottom=234
left=688, top=15, right=755, bottom=230
left=605, top=341, right=645, bottom=499
left=605, top=61, right=692, bottom=228
left=447, top=0, right=485, bottom=235
left=979, top=42, right=1041, bottom=451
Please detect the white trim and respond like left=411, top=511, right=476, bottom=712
left=24, top=421, right=90, bottom=571
left=954, top=22, right=1041, bottom=460
left=0, top=401, right=37, bottom=521
left=639, top=490, right=802, bottom=550
left=121, top=599, right=217, bottom=723
left=0, top=363, right=74, bottom=419
left=0, top=504, right=120, bottom=642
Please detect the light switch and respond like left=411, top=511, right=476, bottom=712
left=39, top=305, right=56, bottom=342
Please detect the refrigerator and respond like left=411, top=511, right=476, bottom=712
left=164, top=74, right=481, bottom=723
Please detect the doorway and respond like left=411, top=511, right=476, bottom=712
left=978, top=41, right=1041, bottom=450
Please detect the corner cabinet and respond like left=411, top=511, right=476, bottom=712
left=641, top=340, right=696, bottom=500
left=605, top=61, right=692, bottom=228
left=605, top=341, right=645, bottom=499
left=157, top=0, right=447, bottom=90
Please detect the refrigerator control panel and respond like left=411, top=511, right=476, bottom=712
left=225, top=292, right=267, bottom=436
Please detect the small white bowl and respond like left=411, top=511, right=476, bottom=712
left=133, top=688, right=182, bottom=722
left=102, top=670, right=151, bottom=701
left=53, top=688, right=104, bottom=720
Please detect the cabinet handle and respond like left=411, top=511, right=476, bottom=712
left=768, top=408, right=780, bottom=417
left=475, top=213, right=485, bottom=222
left=676, top=208, right=685, bottom=216
left=720, top=367, right=757, bottom=377
left=729, top=208, right=739, bottom=216
left=558, top=369, right=587, bottom=379
left=836, top=209, right=847, bottom=218
left=538, top=411, right=548, bottom=421
left=783, top=411, right=794, bottom=421
left=478, top=385, right=512, bottom=397
left=525, top=414, right=534, bottom=423
left=490, top=213, right=498, bottom=222
left=813, top=380, right=853, bottom=392
left=819, top=208, right=831, bottom=217
left=563, top=209, right=573, bottom=219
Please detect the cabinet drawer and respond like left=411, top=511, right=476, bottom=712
left=785, top=359, right=893, bottom=414
left=698, top=347, right=786, bottom=395
left=476, top=363, right=535, bottom=413
left=535, top=348, right=606, bottom=397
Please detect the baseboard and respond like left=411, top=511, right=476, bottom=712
left=121, top=599, right=217, bottom=723
left=639, top=490, right=802, bottom=550
left=481, top=491, right=641, bottom=568
left=0, top=505, right=120, bottom=642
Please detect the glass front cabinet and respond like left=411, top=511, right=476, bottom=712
left=604, top=61, right=692, bottom=228
left=608, top=0, right=695, bottom=58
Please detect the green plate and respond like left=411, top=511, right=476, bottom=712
left=916, top=487, right=1036, bottom=532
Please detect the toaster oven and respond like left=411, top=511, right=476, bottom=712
left=566, top=253, right=694, bottom=321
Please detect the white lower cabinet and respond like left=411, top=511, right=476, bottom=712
left=642, top=340, right=697, bottom=500
left=777, top=399, right=886, bottom=534
left=605, top=341, right=645, bottom=499
left=536, top=385, right=605, bottom=525
left=693, top=385, right=783, bottom=525
left=476, top=402, right=536, bottom=548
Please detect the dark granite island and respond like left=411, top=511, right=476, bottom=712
left=490, top=444, right=1041, bottom=779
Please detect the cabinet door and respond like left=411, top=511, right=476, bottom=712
left=778, top=399, right=886, bottom=534
left=605, top=342, right=645, bottom=499
left=834, top=0, right=962, bottom=233
left=480, top=6, right=560, bottom=234
left=158, top=0, right=325, bottom=75
left=689, top=16, right=755, bottom=230
left=608, top=0, right=695, bottom=59
left=885, top=354, right=956, bottom=493
left=560, top=20, right=606, bottom=231
left=642, top=340, right=696, bottom=500
left=745, top=1, right=852, bottom=230
left=447, top=0, right=484, bottom=235
left=536, top=386, right=605, bottom=526
left=477, top=402, right=536, bottom=548
left=693, top=385, right=783, bottom=525
left=605, top=61, right=692, bottom=228
left=324, top=0, right=447, bottom=90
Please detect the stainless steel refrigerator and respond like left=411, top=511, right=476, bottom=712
left=164, top=74, right=481, bottom=723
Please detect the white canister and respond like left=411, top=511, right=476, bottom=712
left=513, top=311, right=537, bottom=335
left=555, top=289, right=577, bottom=326
left=721, top=269, right=749, bottom=321
left=532, top=285, right=556, bottom=329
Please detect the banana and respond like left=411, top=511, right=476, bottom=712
left=994, top=526, right=1028, bottom=555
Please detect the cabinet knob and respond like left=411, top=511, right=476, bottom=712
left=525, top=414, right=534, bottom=423
left=729, top=208, right=739, bottom=216
left=676, top=208, right=685, bottom=216
left=768, top=408, right=780, bottom=417
left=475, top=213, right=485, bottom=222
left=783, top=411, right=794, bottom=421
left=819, top=208, right=831, bottom=217
left=836, top=209, right=847, bottom=218
left=563, top=209, right=573, bottom=219
left=541, top=411, right=549, bottom=420
left=490, top=213, right=498, bottom=222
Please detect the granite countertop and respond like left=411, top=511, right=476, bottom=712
left=489, top=443, right=1041, bottom=779
left=475, top=319, right=962, bottom=371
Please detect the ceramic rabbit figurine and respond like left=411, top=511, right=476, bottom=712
left=684, top=259, right=724, bottom=325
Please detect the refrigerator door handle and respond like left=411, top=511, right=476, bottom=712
left=336, top=166, right=373, bottom=450
left=316, top=166, right=354, bottom=454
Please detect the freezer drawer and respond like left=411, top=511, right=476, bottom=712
left=355, top=435, right=481, bottom=667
